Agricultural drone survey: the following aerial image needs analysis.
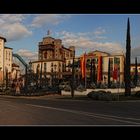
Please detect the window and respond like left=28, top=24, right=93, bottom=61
left=6, top=51, right=7, bottom=60
left=44, top=63, right=47, bottom=72
left=9, top=52, right=10, bottom=61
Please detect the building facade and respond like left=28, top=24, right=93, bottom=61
left=80, top=50, right=125, bottom=84
left=31, top=34, right=75, bottom=80
left=30, top=34, right=125, bottom=86
left=0, top=36, right=13, bottom=83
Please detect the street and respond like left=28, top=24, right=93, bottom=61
left=0, top=95, right=140, bottom=126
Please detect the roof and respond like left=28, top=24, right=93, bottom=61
left=4, top=46, right=13, bottom=50
left=0, top=36, right=6, bottom=42
left=43, top=36, right=55, bottom=40
left=92, top=50, right=110, bottom=55
left=62, top=46, right=72, bottom=51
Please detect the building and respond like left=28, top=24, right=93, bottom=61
left=30, top=33, right=125, bottom=86
left=130, top=63, right=140, bottom=81
left=69, top=50, right=125, bottom=85
left=0, top=36, right=13, bottom=84
left=84, top=50, right=125, bottom=84
left=11, top=63, right=21, bottom=80
left=31, top=34, right=75, bottom=81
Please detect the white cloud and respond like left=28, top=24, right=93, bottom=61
left=2, top=23, right=32, bottom=41
left=94, top=27, right=106, bottom=36
left=17, top=49, right=38, bottom=62
left=131, top=47, right=140, bottom=58
left=0, top=14, right=25, bottom=24
left=131, top=47, right=140, bottom=63
left=56, top=31, right=123, bottom=54
left=0, top=14, right=32, bottom=42
left=31, top=14, right=71, bottom=28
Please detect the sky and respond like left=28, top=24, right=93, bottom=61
left=1, top=14, right=140, bottom=63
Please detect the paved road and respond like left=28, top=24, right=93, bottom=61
left=0, top=95, right=140, bottom=126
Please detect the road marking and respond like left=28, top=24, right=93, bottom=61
left=26, top=103, right=140, bottom=125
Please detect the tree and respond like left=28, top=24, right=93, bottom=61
left=71, top=51, right=75, bottom=98
left=90, top=59, right=93, bottom=83
left=125, top=18, right=131, bottom=96
left=134, top=57, right=138, bottom=86
left=108, top=58, right=111, bottom=88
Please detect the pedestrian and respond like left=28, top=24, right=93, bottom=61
left=15, top=80, right=21, bottom=95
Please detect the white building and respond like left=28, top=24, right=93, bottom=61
left=0, top=36, right=13, bottom=84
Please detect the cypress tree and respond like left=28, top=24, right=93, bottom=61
left=108, top=58, right=111, bottom=88
left=125, top=18, right=131, bottom=96
left=134, top=57, right=138, bottom=86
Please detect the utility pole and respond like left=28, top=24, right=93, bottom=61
left=125, top=18, right=131, bottom=96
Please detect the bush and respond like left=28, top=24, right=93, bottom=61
left=135, top=91, right=140, bottom=97
left=87, top=90, right=118, bottom=101
left=76, top=84, right=86, bottom=92
left=64, top=85, right=71, bottom=91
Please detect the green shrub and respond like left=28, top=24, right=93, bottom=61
left=87, top=90, right=118, bottom=101
left=135, top=91, right=140, bottom=97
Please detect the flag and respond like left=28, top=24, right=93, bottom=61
left=113, top=64, right=118, bottom=80
left=81, top=53, right=86, bottom=79
left=97, top=56, right=102, bottom=81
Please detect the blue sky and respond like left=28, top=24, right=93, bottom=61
left=0, top=14, right=140, bottom=63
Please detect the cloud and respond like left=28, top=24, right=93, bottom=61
left=131, top=47, right=140, bottom=63
left=17, top=49, right=38, bottom=62
left=0, top=14, right=32, bottom=42
left=2, top=23, right=32, bottom=41
left=31, top=14, right=71, bottom=28
left=94, top=27, right=106, bottom=36
left=0, top=14, right=25, bottom=24
left=56, top=31, right=123, bottom=54
left=131, top=47, right=140, bottom=58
